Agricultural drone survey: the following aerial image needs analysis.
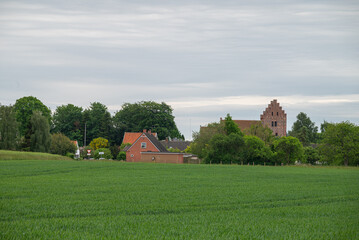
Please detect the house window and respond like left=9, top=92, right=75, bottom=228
left=271, top=121, right=274, bottom=127
left=271, top=112, right=273, bottom=116
left=131, top=154, right=134, bottom=157
left=275, top=133, right=278, bottom=136
left=275, top=121, right=277, bottom=127
left=277, top=112, right=279, bottom=116
left=141, top=142, right=147, bottom=149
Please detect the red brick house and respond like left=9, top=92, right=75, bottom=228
left=125, top=131, right=168, bottom=162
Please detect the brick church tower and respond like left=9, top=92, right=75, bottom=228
left=260, top=99, right=287, bottom=137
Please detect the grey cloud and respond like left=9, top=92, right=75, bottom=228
left=0, top=0, right=358, bottom=139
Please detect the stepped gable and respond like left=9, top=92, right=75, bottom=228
left=260, top=99, right=287, bottom=137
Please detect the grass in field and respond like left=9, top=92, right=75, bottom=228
left=0, top=150, right=72, bottom=161
left=0, top=160, right=358, bottom=239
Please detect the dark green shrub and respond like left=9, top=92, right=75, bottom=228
left=66, top=152, right=75, bottom=159
left=116, top=151, right=126, bottom=161
left=50, top=133, right=76, bottom=156
left=94, top=148, right=113, bottom=160
left=304, top=147, right=321, bottom=165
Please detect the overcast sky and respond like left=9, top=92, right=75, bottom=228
left=0, top=0, right=358, bottom=140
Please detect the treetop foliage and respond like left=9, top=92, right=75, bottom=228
left=320, top=121, right=359, bottom=166
left=90, top=137, right=109, bottom=150
left=114, top=101, right=182, bottom=140
left=0, top=104, right=18, bottom=150
left=30, top=111, right=51, bottom=153
left=14, top=96, right=51, bottom=137
left=50, top=133, right=77, bottom=156
left=289, top=112, right=318, bottom=146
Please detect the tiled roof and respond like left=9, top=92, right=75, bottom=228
left=232, top=120, right=261, bottom=130
left=160, top=140, right=191, bottom=151
left=220, top=119, right=261, bottom=131
left=144, top=133, right=168, bottom=152
left=122, top=132, right=158, bottom=145
left=122, top=132, right=143, bottom=145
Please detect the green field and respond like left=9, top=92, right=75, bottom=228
left=1, top=159, right=358, bottom=239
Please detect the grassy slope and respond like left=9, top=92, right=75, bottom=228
left=0, top=150, right=72, bottom=161
left=0, top=160, right=358, bottom=239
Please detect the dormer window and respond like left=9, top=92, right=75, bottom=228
left=141, top=142, right=147, bottom=149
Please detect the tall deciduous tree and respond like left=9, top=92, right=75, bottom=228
left=83, top=102, right=112, bottom=145
left=205, top=133, right=245, bottom=164
left=288, top=112, right=318, bottom=146
left=243, top=135, right=273, bottom=164
left=0, top=104, right=19, bottom=150
left=273, top=136, right=304, bottom=164
left=114, top=101, right=182, bottom=140
left=319, top=121, right=359, bottom=166
left=14, top=96, right=51, bottom=149
left=189, top=122, right=225, bottom=159
left=30, top=111, right=51, bottom=152
left=224, top=113, right=241, bottom=135
left=243, top=122, right=274, bottom=145
left=52, top=104, right=83, bottom=145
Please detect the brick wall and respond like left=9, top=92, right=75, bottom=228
left=141, top=153, right=184, bottom=164
left=260, top=99, right=287, bottom=137
left=126, top=134, right=160, bottom=162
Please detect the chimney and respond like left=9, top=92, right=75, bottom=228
left=148, top=129, right=151, bottom=134
left=143, top=129, right=147, bottom=133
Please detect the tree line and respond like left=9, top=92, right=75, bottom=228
left=189, top=113, right=359, bottom=166
left=0, top=96, right=183, bottom=158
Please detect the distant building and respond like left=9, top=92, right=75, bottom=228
left=202, top=99, right=287, bottom=137
left=160, top=138, right=191, bottom=152
left=260, top=99, right=287, bottom=137
left=122, top=129, right=158, bottom=145
left=71, top=140, right=80, bottom=159
left=123, top=130, right=199, bottom=164
left=125, top=131, right=167, bottom=162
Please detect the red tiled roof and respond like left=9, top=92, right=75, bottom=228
left=122, top=132, right=158, bottom=145
left=122, top=133, right=142, bottom=145
left=220, top=119, right=261, bottom=131
left=233, top=120, right=261, bottom=130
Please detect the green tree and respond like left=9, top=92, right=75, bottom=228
left=205, top=133, right=245, bottom=164
left=319, top=121, right=359, bottom=166
left=90, top=137, right=109, bottom=150
left=83, top=102, right=112, bottom=145
left=14, top=96, right=51, bottom=136
left=224, top=113, right=241, bottom=135
left=50, top=133, right=76, bottom=156
left=243, top=122, right=274, bottom=145
left=52, top=104, right=83, bottom=145
left=288, top=112, right=318, bottom=146
left=117, top=151, right=126, bottom=161
left=14, top=96, right=51, bottom=149
left=273, top=136, right=304, bottom=164
left=0, top=104, right=19, bottom=150
left=189, top=122, right=225, bottom=159
left=30, top=111, right=51, bottom=152
left=114, top=101, right=182, bottom=141
left=303, top=147, right=321, bottom=165
left=243, top=135, right=273, bottom=164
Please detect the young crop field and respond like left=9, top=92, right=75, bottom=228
left=1, top=159, right=358, bottom=239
